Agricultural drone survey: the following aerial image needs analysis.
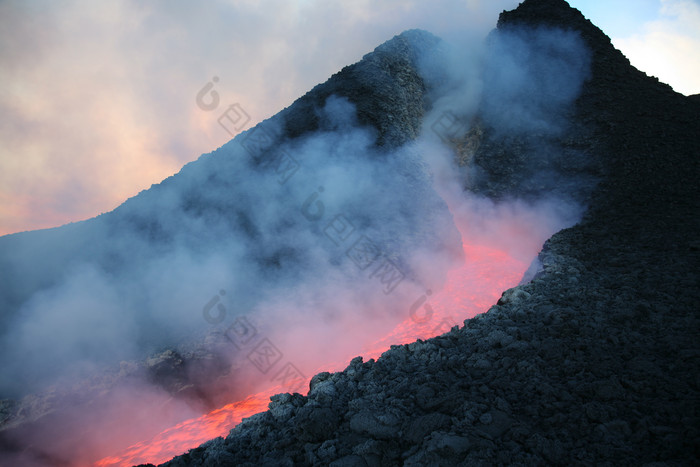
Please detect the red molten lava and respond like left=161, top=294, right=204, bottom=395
left=96, top=223, right=529, bottom=466
left=94, top=393, right=273, bottom=467
left=362, top=240, right=526, bottom=358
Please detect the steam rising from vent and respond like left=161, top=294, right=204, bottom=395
left=481, top=26, right=591, bottom=136
left=0, top=21, right=594, bottom=466
left=420, top=25, right=595, bottom=202
left=0, top=94, right=462, bottom=397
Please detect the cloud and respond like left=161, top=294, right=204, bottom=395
left=611, top=0, right=700, bottom=96
left=0, top=0, right=517, bottom=236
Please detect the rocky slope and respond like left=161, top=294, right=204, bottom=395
left=0, top=18, right=465, bottom=466
left=158, top=0, right=700, bottom=465
left=0, top=21, right=466, bottom=467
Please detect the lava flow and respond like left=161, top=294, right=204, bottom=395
left=94, top=393, right=273, bottom=467
left=96, top=217, right=532, bottom=466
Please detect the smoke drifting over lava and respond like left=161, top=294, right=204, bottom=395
left=0, top=17, right=594, bottom=466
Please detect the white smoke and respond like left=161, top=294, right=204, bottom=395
left=0, top=10, right=596, bottom=467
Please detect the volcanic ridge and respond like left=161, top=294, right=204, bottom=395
left=157, top=0, right=700, bottom=465
left=1, top=0, right=699, bottom=465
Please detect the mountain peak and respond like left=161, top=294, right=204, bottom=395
left=497, top=0, right=668, bottom=95
left=498, top=0, right=610, bottom=50
left=279, top=29, right=440, bottom=146
left=368, top=28, right=440, bottom=64
left=498, top=0, right=587, bottom=27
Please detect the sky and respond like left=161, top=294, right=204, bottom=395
left=1, top=0, right=698, bottom=237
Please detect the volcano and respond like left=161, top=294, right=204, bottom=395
left=2, top=0, right=700, bottom=465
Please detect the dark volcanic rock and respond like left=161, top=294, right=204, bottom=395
left=161, top=0, right=700, bottom=465
left=280, top=29, right=439, bottom=147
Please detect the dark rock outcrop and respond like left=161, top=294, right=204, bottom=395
left=280, top=29, right=440, bottom=146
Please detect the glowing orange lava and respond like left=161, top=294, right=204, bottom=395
left=93, top=392, right=274, bottom=467
left=95, top=228, right=528, bottom=466
left=362, top=240, right=526, bottom=358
